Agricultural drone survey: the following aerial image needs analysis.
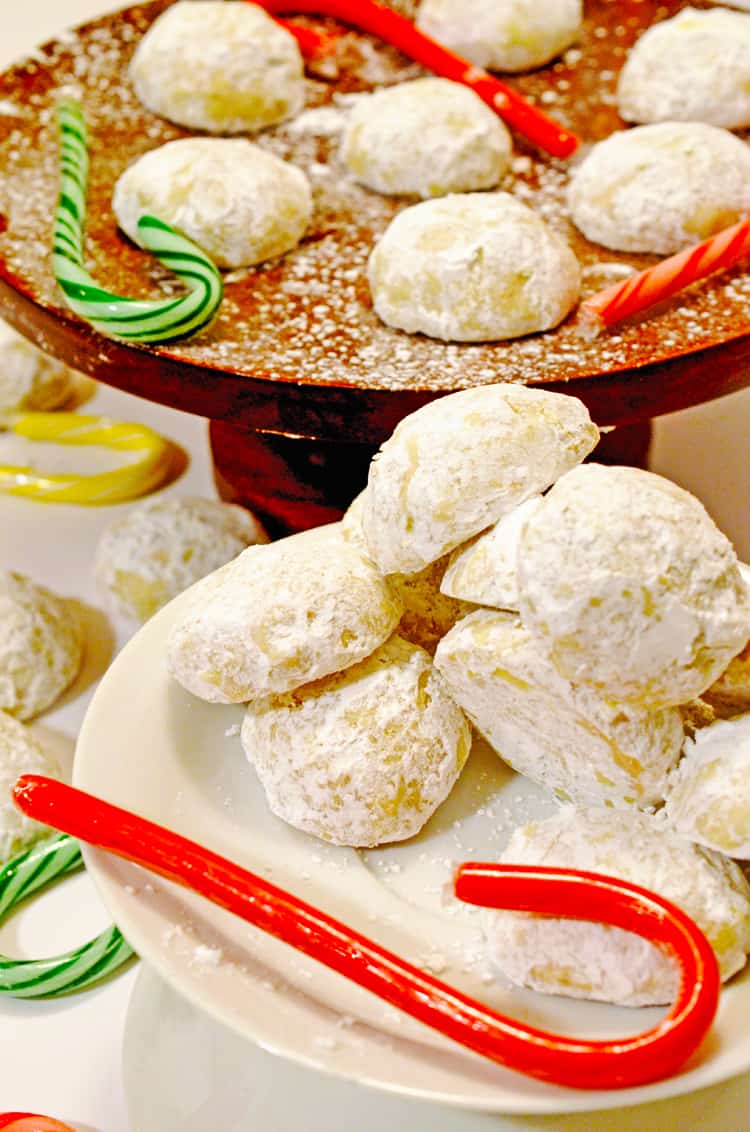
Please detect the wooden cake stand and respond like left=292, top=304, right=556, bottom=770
left=1, top=0, right=749, bottom=532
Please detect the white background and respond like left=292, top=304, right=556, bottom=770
left=2, top=3, right=750, bottom=1129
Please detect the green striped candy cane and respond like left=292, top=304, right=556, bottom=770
left=53, top=101, right=223, bottom=343
left=0, top=833, right=134, bottom=998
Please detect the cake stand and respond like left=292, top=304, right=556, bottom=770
left=1, top=0, right=749, bottom=532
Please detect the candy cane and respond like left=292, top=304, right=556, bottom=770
left=0, top=1116, right=76, bottom=1132
left=255, top=0, right=580, bottom=158
left=0, top=411, right=173, bottom=504
left=0, top=834, right=133, bottom=998
left=52, top=101, right=223, bottom=344
left=580, top=216, right=750, bottom=332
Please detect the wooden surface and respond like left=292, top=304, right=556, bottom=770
left=0, top=0, right=749, bottom=444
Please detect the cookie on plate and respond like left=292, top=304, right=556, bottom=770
left=517, top=464, right=750, bottom=708
left=482, top=806, right=750, bottom=1005
left=440, top=496, right=542, bottom=610
left=665, top=714, right=750, bottom=858
left=702, top=640, right=750, bottom=717
left=167, top=524, right=402, bottom=703
left=342, top=492, right=474, bottom=654
left=434, top=610, right=684, bottom=808
left=242, top=635, right=471, bottom=847
left=363, top=384, right=598, bottom=575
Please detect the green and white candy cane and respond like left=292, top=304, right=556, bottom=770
left=0, top=833, right=133, bottom=998
left=53, top=101, right=223, bottom=344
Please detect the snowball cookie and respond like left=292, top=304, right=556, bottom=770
left=0, top=572, right=84, bottom=721
left=130, top=1, right=305, bottom=134
left=702, top=640, right=750, bottom=718
left=434, top=610, right=684, bottom=808
left=168, top=524, right=403, bottom=703
left=617, top=8, right=750, bottom=130
left=482, top=807, right=750, bottom=1006
left=241, top=636, right=471, bottom=847
left=113, top=138, right=312, bottom=270
left=665, top=715, right=750, bottom=859
left=0, top=320, right=76, bottom=412
left=341, top=78, right=512, bottom=199
left=0, top=712, right=62, bottom=863
left=342, top=491, right=473, bottom=653
left=518, top=464, right=750, bottom=708
left=389, top=560, right=477, bottom=655
left=363, top=384, right=598, bottom=575
left=416, top=0, right=582, bottom=73
left=368, top=193, right=581, bottom=342
left=441, top=496, right=542, bottom=610
left=95, top=496, right=268, bottom=624
left=568, top=123, right=750, bottom=255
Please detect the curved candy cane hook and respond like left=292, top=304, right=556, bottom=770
left=53, top=101, right=223, bottom=344
left=14, top=774, right=718, bottom=1091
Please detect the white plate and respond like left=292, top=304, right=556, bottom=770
left=75, top=589, right=750, bottom=1115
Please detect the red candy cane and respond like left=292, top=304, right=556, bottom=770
left=261, top=0, right=579, bottom=158
left=0, top=1117, right=75, bottom=1132
left=14, top=775, right=719, bottom=1092
left=275, top=17, right=338, bottom=56
left=581, top=216, right=750, bottom=332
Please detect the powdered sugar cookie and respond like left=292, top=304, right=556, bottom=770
left=618, top=8, right=750, bottom=129
left=368, top=193, right=581, bottom=342
left=341, top=78, right=512, bottom=198
left=441, top=496, right=542, bottom=609
left=130, top=1, right=305, bottom=133
left=363, top=384, right=598, bottom=575
left=340, top=490, right=370, bottom=555
left=167, top=524, right=402, bottom=703
left=0, top=319, right=77, bottom=412
left=389, top=560, right=476, bottom=655
left=434, top=610, right=684, bottom=807
left=482, top=806, right=750, bottom=1005
left=702, top=640, right=750, bottom=718
left=517, top=464, right=750, bottom=708
left=95, top=496, right=268, bottom=624
left=241, top=635, right=471, bottom=847
left=114, top=139, right=312, bottom=269
left=342, top=491, right=474, bottom=652
left=665, top=714, right=750, bottom=858
left=416, top=0, right=582, bottom=73
left=0, top=711, right=61, bottom=863
left=0, top=572, right=84, bottom=721
left=568, top=123, right=750, bottom=255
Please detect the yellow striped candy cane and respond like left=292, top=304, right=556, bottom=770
left=0, top=411, right=174, bottom=504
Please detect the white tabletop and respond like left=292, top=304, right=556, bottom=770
left=3, top=3, right=750, bottom=1129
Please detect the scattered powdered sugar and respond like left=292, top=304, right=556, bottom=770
left=192, top=943, right=223, bottom=968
